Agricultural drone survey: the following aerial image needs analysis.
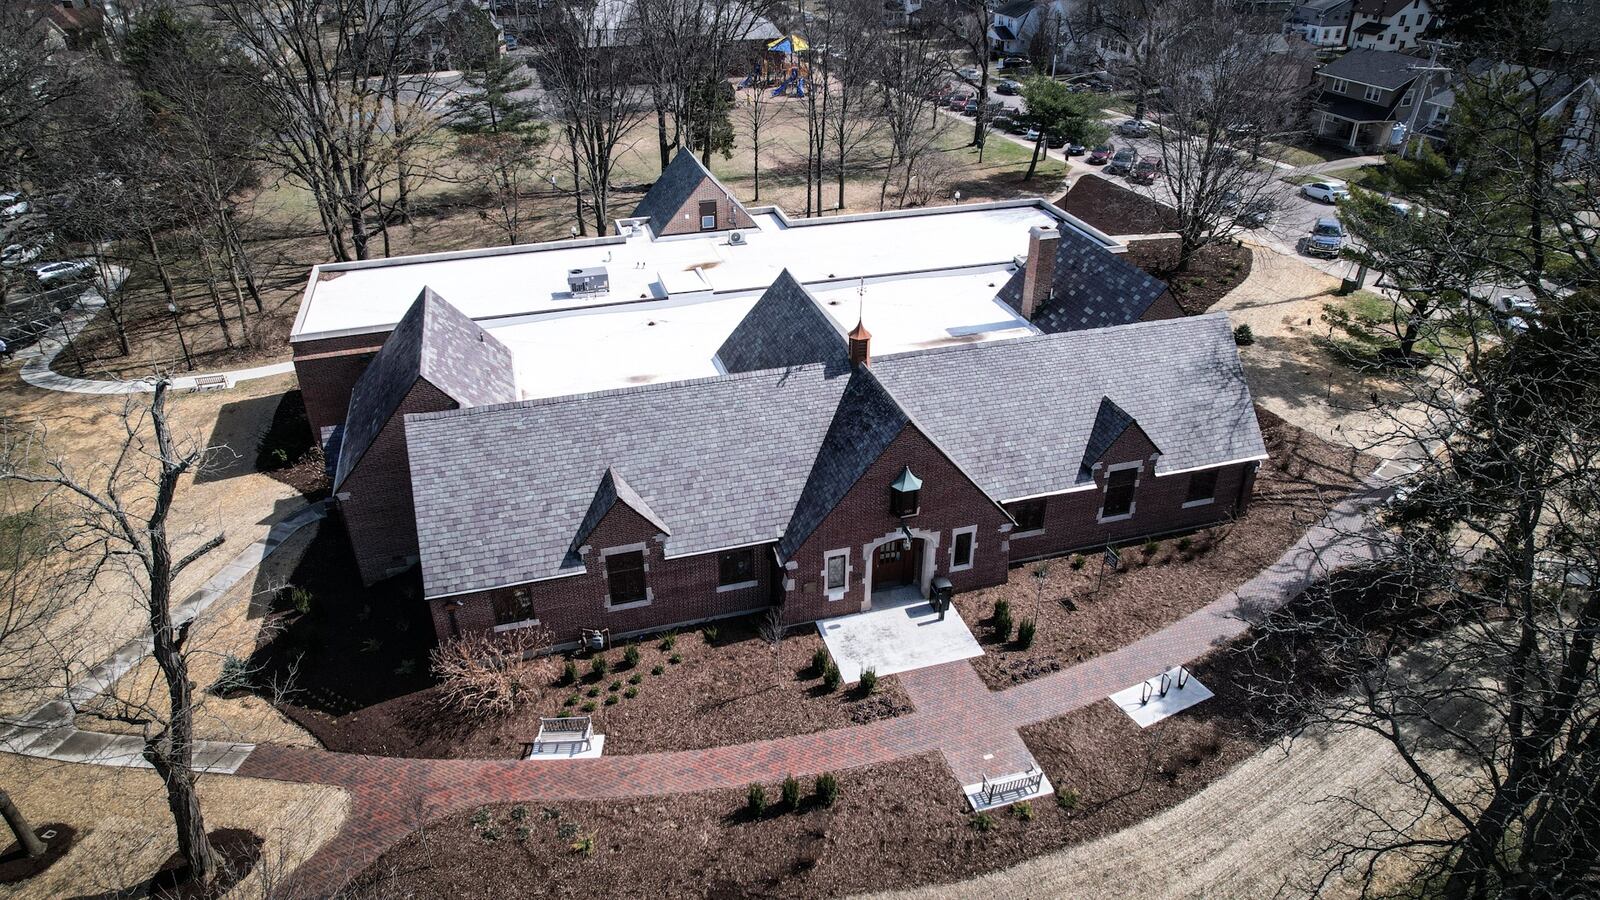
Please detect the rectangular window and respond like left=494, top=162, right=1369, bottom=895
left=1401, top=89, right=1415, bottom=107
left=698, top=199, right=718, bottom=230
left=1008, top=499, right=1047, bottom=534
left=1398, top=13, right=1407, bottom=25
left=606, top=550, right=647, bottom=605
left=1364, top=84, right=1383, bottom=103
left=492, top=588, right=536, bottom=626
left=1330, top=77, right=1349, bottom=94
left=1101, top=468, right=1139, bottom=519
left=951, top=527, right=976, bottom=571
left=825, top=551, right=848, bottom=593
left=718, top=547, right=756, bottom=587
left=1185, top=470, right=1220, bottom=506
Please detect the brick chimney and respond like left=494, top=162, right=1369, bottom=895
left=1020, top=225, right=1060, bottom=320
left=848, top=317, right=871, bottom=367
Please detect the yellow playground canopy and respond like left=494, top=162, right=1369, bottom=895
left=767, top=34, right=809, bottom=53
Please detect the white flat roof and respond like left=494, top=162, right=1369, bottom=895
left=487, top=263, right=1036, bottom=401
left=291, top=199, right=1109, bottom=342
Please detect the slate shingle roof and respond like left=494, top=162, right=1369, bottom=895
left=715, top=269, right=851, bottom=375
left=631, top=148, right=752, bottom=237
left=1319, top=48, right=1422, bottom=90
left=1079, top=396, right=1141, bottom=479
left=333, top=288, right=515, bottom=489
left=572, top=468, right=671, bottom=560
left=405, top=312, right=1265, bottom=598
left=997, top=226, right=1171, bottom=332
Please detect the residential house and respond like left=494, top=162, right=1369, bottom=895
left=292, top=151, right=1265, bottom=646
left=21, top=0, right=104, bottom=51
left=1309, top=47, right=1423, bottom=149
left=1286, top=0, right=1354, bottom=48
left=990, top=0, right=1042, bottom=58
left=1348, top=0, right=1432, bottom=51
left=1419, top=64, right=1600, bottom=173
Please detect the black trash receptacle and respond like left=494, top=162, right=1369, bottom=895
left=931, top=576, right=954, bottom=620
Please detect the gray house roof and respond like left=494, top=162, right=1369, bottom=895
left=406, top=312, right=1265, bottom=598
left=998, top=226, right=1171, bottom=332
left=715, top=269, right=851, bottom=374
left=333, top=287, right=515, bottom=489
left=1079, top=396, right=1143, bottom=479
left=631, top=148, right=751, bottom=237
left=1318, top=48, right=1422, bottom=90
left=572, top=467, right=671, bottom=558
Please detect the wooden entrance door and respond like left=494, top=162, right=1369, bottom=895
left=872, top=540, right=918, bottom=588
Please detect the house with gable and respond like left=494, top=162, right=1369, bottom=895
left=295, top=149, right=1265, bottom=646
left=1347, top=0, right=1432, bottom=52
left=1309, top=47, right=1424, bottom=149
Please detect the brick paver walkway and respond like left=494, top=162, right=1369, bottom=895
left=232, top=478, right=1387, bottom=896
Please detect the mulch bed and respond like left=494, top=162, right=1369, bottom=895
left=347, top=640, right=1290, bottom=899
left=67, top=828, right=262, bottom=900
left=1055, top=174, right=1178, bottom=235
left=957, top=407, right=1373, bottom=691
left=0, top=823, right=76, bottom=884
left=252, top=390, right=329, bottom=500
left=1123, top=238, right=1253, bottom=315
left=252, top=528, right=910, bottom=758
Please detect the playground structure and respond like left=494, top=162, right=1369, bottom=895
left=737, top=33, right=814, bottom=98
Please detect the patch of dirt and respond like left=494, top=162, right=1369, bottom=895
left=67, top=828, right=263, bottom=900
left=252, top=528, right=910, bottom=758
left=1122, top=238, right=1253, bottom=314
left=251, top=390, right=329, bottom=500
left=957, top=407, right=1373, bottom=690
left=1055, top=174, right=1178, bottom=235
left=0, top=823, right=77, bottom=884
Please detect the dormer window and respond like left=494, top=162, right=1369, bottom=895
left=890, top=466, right=922, bottom=517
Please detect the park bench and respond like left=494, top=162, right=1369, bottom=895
left=980, top=766, right=1044, bottom=806
left=526, top=715, right=594, bottom=756
left=191, top=374, right=229, bottom=392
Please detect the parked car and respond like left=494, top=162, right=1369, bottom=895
left=947, top=94, right=971, bottom=111
left=1303, top=218, right=1345, bottom=257
left=31, top=259, right=95, bottom=285
left=1301, top=180, right=1349, bottom=204
left=957, top=65, right=980, bottom=83
left=1066, top=142, right=1086, bottom=155
left=991, top=115, right=1015, bottom=132
left=1, top=200, right=31, bottom=221
left=503, top=34, right=519, bottom=50
left=1088, top=80, right=1113, bottom=93
left=1130, top=155, right=1163, bottom=183
left=1006, top=118, right=1030, bottom=135
left=996, top=79, right=1021, bottom=95
left=1117, top=118, right=1151, bottom=137
left=1106, top=147, right=1138, bottom=175
left=1, top=243, right=42, bottom=268
left=1024, top=127, right=1041, bottom=141
left=1088, top=143, right=1115, bottom=164
left=1386, top=198, right=1414, bottom=216
left=999, top=56, right=1027, bottom=70
left=1491, top=294, right=1538, bottom=333
left=963, top=99, right=979, bottom=115
left=1235, top=199, right=1273, bottom=228
left=1045, top=133, right=1068, bottom=149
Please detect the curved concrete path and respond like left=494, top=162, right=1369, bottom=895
left=13, top=289, right=294, bottom=395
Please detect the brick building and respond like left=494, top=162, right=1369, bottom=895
left=295, top=150, right=1265, bottom=645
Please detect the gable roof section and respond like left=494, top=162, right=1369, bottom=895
left=716, top=270, right=850, bottom=374
left=998, top=225, right=1170, bottom=332
left=333, top=287, right=515, bottom=488
left=632, top=148, right=752, bottom=237
left=572, top=467, right=671, bottom=558
left=1319, top=48, right=1422, bottom=90
left=778, top=369, right=909, bottom=559
left=1078, top=396, right=1160, bottom=480
left=406, top=314, right=1266, bottom=597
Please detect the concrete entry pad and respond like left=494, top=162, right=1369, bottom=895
left=1110, top=665, right=1214, bottom=727
left=817, top=587, right=984, bottom=684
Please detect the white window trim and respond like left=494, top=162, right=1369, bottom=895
left=1183, top=471, right=1220, bottom=508
left=1330, top=77, right=1349, bottom=93
left=601, top=542, right=653, bottom=609
left=949, top=525, right=978, bottom=572
left=716, top=579, right=759, bottom=593
left=823, top=549, right=851, bottom=601
left=493, top=617, right=541, bottom=633
left=1364, top=85, right=1383, bottom=103
left=700, top=214, right=717, bottom=230
left=1097, top=460, right=1143, bottom=524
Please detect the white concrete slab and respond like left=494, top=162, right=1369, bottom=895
left=963, top=770, right=1055, bottom=812
left=1109, top=666, right=1215, bottom=728
left=816, top=591, right=984, bottom=684
left=524, top=733, right=606, bottom=760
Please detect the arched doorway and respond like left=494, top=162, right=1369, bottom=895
left=871, top=538, right=921, bottom=591
left=862, top=527, right=939, bottom=610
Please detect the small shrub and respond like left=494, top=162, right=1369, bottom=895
left=211, top=654, right=251, bottom=696
left=1015, top=618, right=1036, bottom=649
left=470, top=808, right=490, bottom=827
left=703, top=625, right=720, bottom=644
left=628, top=673, right=642, bottom=685
left=561, top=660, right=578, bottom=685
left=970, top=812, right=995, bottom=832
left=585, top=686, right=600, bottom=698
left=1013, top=800, right=1034, bottom=822
left=651, top=665, right=665, bottom=676
left=811, top=647, right=830, bottom=675
left=1069, top=554, right=1085, bottom=570
left=858, top=667, right=878, bottom=695
left=590, top=655, right=609, bottom=678
left=747, top=783, right=768, bottom=815
left=604, top=694, right=618, bottom=706
left=480, top=825, right=502, bottom=842
left=622, top=644, right=641, bottom=669
left=1057, top=789, right=1080, bottom=810
left=623, top=686, right=638, bottom=699
left=570, top=833, right=595, bottom=855
left=813, top=772, right=839, bottom=808
left=821, top=661, right=841, bottom=692
left=514, top=825, right=531, bottom=842
left=1233, top=323, right=1255, bottom=345
left=563, top=695, right=578, bottom=708
left=993, top=599, right=1010, bottom=620
left=582, top=701, right=597, bottom=712
left=432, top=628, right=556, bottom=717
left=609, top=680, right=622, bottom=692
left=993, top=609, right=1013, bottom=642
left=660, top=632, right=677, bottom=651
left=288, top=586, right=313, bottom=615
left=269, top=447, right=290, bottom=468
left=1177, top=537, right=1193, bottom=553
left=510, top=805, right=527, bottom=821
left=669, top=653, right=683, bottom=665
left=781, top=775, right=801, bottom=809
left=1143, top=539, right=1160, bottom=557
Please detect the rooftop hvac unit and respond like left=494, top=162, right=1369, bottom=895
left=728, top=231, right=746, bottom=246
left=567, top=266, right=609, bottom=296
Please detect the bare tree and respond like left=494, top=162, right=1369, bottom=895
left=0, top=381, right=229, bottom=889
left=926, top=0, right=995, bottom=150
left=736, top=71, right=783, bottom=201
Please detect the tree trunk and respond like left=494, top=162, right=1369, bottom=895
left=566, top=126, right=587, bottom=237
left=196, top=240, right=236, bottom=350
left=0, top=789, right=45, bottom=858
left=1025, top=134, right=1044, bottom=180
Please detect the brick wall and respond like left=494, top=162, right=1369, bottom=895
left=781, top=423, right=1011, bottom=624
left=292, top=331, right=390, bottom=438
left=427, top=501, right=775, bottom=645
left=655, top=178, right=757, bottom=237
left=1005, top=425, right=1256, bottom=562
left=340, top=378, right=455, bottom=586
